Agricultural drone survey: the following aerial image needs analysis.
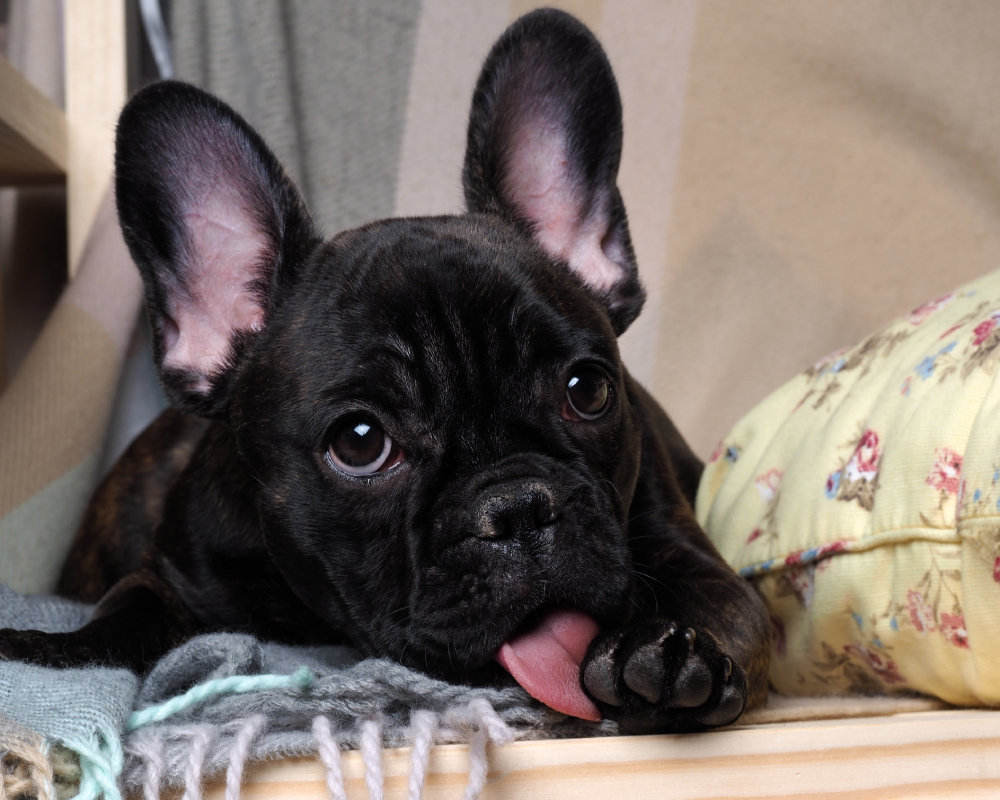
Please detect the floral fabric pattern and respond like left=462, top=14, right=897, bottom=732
left=697, top=268, right=1000, bottom=706
left=825, top=428, right=882, bottom=511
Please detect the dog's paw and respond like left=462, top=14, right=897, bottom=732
left=581, top=619, right=747, bottom=733
left=0, top=628, right=75, bottom=668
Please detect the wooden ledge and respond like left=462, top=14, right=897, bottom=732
left=0, top=53, right=66, bottom=186
left=200, top=708, right=1000, bottom=799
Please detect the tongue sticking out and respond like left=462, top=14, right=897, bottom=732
left=495, top=607, right=602, bottom=722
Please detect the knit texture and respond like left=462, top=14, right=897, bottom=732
left=0, top=586, right=615, bottom=800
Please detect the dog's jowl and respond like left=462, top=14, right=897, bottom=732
left=1, top=10, right=770, bottom=733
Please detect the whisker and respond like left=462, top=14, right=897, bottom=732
left=626, top=503, right=680, bottom=525
left=603, top=478, right=624, bottom=505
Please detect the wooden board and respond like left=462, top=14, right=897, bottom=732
left=64, top=0, right=128, bottom=275
left=196, top=709, right=1000, bottom=799
left=0, top=52, right=66, bottom=187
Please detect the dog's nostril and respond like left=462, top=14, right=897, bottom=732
left=475, top=512, right=510, bottom=539
left=534, top=492, right=560, bottom=526
left=474, top=485, right=559, bottom=540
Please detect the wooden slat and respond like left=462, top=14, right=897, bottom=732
left=0, top=52, right=66, bottom=186
left=64, top=0, right=128, bottom=275
left=194, top=709, right=1000, bottom=799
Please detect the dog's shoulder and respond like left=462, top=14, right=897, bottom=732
left=57, top=408, right=210, bottom=601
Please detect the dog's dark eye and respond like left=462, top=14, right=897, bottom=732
left=328, top=416, right=404, bottom=476
left=564, top=365, right=612, bottom=421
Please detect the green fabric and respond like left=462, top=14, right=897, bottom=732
left=0, top=454, right=99, bottom=595
left=172, top=0, right=423, bottom=236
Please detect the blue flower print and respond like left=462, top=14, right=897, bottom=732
left=915, top=342, right=958, bottom=381
left=916, top=356, right=936, bottom=380
left=825, top=470, right=843, bottom=499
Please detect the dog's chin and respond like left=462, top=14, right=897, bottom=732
left=404, top=602, right=623, bottom=722
left=492, top=605, right=606, bottom=720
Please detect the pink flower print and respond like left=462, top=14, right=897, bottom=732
left=993, top=556, right=1000, bottom=584
left=939, top=613, right=969, bottom=649
left=783, top=540, right=848, bottom=568
left=927, top=447, right=963, bottom=495
left=746, top=528, right=762, bottom=544
left=907, top=590, right=936, bottom=634
left=907, top=293, right=955, bottom=326
left=709, top=441, right=724, bottom=462
left=785, top=566, right=815, bottom=607
left=811, top=347, right=849, bottom=373
left=938, top=323, right=964, bottom=340
left=845, top=643, right=907, bottom=684
left=972, top=318, right=997, bottom=346
left=845, top=429, right=881, bottom=483
left=754, top=469, right=783, bottom=503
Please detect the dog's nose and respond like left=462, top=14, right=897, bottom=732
left=475, top=482, right=559, bottom=541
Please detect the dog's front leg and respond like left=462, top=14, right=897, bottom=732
left=0, top=568, right=201, bottom=672
left=579, top=405, right=772, bottom=733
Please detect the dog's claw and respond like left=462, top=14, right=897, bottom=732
left=581, top=619, right=748, bottom=733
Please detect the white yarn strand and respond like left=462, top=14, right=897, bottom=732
left=460, top=724, right=489, bottom=800
left=359, top=716, right=384, bottom=800
left=224, top=715, right=266, bottom=800
left=312, top=716, right=347, bottom=800
left=453, top=699, right=515, bottom=800
left=467, top=699, right=516, bottom=748
left=128, top=729, right=166, bottom=800
left=181, top=727, right=215, bottom=800
left=405, top=710, right=438, bottom=800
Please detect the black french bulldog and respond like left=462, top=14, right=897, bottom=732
left=1, top=9, right=769, bottom=733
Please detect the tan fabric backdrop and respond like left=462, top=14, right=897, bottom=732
left=390, top=0, right=1000, bottom=458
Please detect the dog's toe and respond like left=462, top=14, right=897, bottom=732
left=583, top=632, right=623, bottom=706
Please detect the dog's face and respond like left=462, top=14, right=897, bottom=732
left=231, top=215, right=642, bottom=675
left=116, top=11, right=646, bottom=682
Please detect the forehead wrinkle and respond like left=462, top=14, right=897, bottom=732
left=361, top=344, right=424, bottom=412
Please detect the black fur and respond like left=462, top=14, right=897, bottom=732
left=1, top=9, right=769, bottom=734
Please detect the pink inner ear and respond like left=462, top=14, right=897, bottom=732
left=506, top=122, right=623, bottom=292
left=163, top=187, right=268, bottom=391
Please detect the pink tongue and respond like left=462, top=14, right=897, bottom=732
left=495, top=607, right=602, bottom=722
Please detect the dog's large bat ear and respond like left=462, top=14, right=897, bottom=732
left=462, top=9, right=644, bottom=335
left=115, top=81, right=318, bottom=417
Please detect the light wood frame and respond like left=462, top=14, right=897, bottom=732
left=195, top=709, right=999, bottom=799
left=0, top=0, right=127, bottom=272
left=0, top=0, right=127, bottom=386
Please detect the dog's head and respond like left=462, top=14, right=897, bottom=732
left=117, top=10, right=646, bottom=706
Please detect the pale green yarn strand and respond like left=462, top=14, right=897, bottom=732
left=126, top=666, right=314, bottom=731
left=66, top=722, right=126, bottom=800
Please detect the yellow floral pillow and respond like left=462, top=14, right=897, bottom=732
left=696, top=269, right=1000, bottom=705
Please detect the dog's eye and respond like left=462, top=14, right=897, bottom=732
left=328, top=416, right=404, bottom=476
left=564, top=365, right=612, bottom=421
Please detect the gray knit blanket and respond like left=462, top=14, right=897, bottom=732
left=0, top=586, right=615, bottom=800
